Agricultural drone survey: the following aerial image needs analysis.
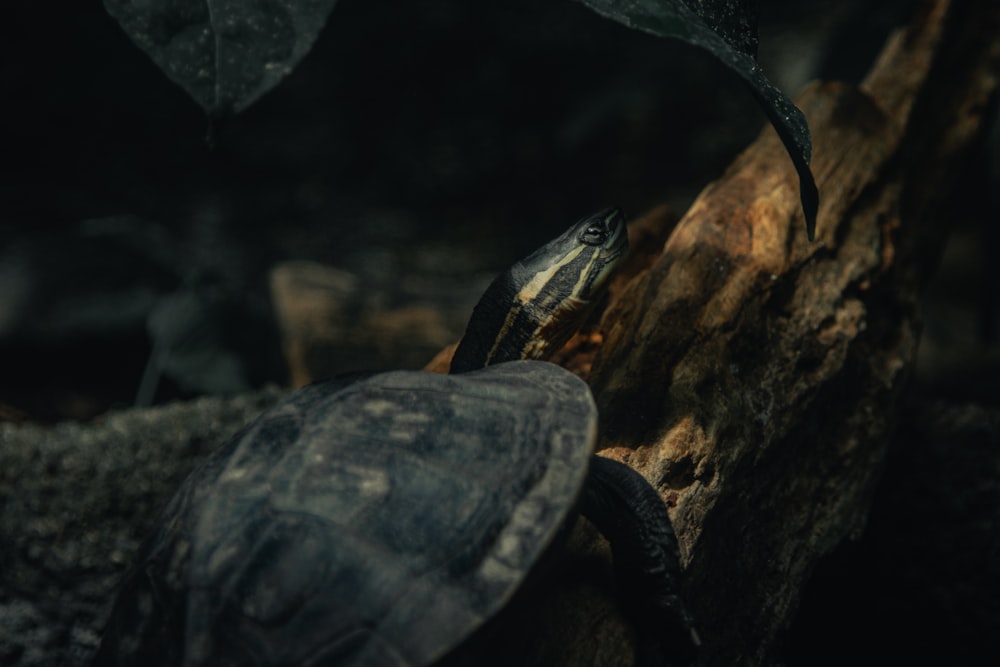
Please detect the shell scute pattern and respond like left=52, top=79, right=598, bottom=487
left=95, top=361, right=597, bottom=667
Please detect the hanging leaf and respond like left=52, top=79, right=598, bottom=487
left=684, top=0, right=760, bottom=57
left=576, top=0, right=819, bottom=240
left=104, top=0, right=339, bottom=117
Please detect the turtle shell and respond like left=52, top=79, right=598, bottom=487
left=93, top=360, right=597, bottom=667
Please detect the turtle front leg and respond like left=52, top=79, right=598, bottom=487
left=579, top=455, right=700, bottom=667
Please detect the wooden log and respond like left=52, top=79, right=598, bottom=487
left=572, top=0, right=1000, bottom=664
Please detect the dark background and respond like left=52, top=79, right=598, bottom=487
left=2, top=0, right=921, bottom=420
left=2, top=0, right=997, bottom=664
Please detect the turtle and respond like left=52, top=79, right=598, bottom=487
left=91, top=207, right=698, bottom=667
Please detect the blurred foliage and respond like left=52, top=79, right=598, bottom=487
left=103, top=0, right=340, bottom=116
left=103, top=0, right=816, bottom=235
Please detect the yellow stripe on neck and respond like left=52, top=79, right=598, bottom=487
left=484, top=245, right=601, bottom=365
left=516, top=244, right=587, bottom=305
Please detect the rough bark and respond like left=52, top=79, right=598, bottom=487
left=555, top=1, right=999, bottom=664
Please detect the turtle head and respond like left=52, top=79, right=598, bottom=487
left=450, top=208, right=629, bottom=373
left=514, top=207, right=628, bottom=308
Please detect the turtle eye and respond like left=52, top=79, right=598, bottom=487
left=579, top=224, right=608, bottom=246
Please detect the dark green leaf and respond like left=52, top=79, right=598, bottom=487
left=576, top=0, right=818, bottom=239
left=681, top=0, right=759, bottom=57
left=103, top=0, right=339, bottom=117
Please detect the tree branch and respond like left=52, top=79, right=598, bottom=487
left=571, top=0, right=1000, bottom=664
